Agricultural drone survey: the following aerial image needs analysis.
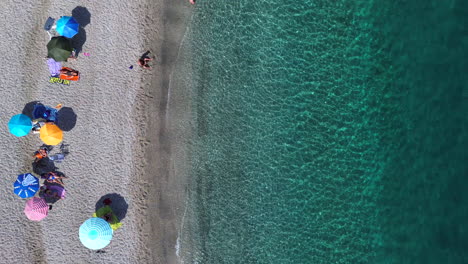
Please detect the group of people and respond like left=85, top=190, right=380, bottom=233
left=33, top=144, right=69, bottom=206
left=31, top=103, right=62, bottom=133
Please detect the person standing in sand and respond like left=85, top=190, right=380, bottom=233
left=138, top=51, right=153, bottom=69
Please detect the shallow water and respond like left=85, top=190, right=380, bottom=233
left=173, top=0, right=468, bottom=263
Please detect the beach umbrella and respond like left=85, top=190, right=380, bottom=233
left=13, top=173, right=39, bottom=198
left=40, top=123, right=63, bottom=145
left=47, top=37, right=72, bottom=62
left=24, top=197, right=49, bottom=221
left=55, top=16, right=79, bottom=38
left=79, top=217, right=113, bottom=250
left=8, top=114, right=32, bottom=137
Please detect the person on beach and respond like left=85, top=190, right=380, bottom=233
left=34, top=147, right=49, bottom=161
left=137, top=51, right=153, bottom=69
left=103, top=212, right=113, bottom=222
left=102, top=198, right=113, bottom=222
left=60, top=67, right=79, bottom=76
left=31, top=121, right=46, bottom=134
left=43, top=188, right=61, bottom=200
left=42, top=172, right=66, bottom=186
left=67, top=49, right=77, bottom=61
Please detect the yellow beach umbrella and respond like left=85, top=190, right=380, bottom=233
left=40, top=123, right=63, bottom=145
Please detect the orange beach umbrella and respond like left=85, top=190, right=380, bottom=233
left=40, top=123, right=63, bottom=145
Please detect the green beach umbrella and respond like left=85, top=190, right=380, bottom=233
left=47, top=37, right=73, bottom=62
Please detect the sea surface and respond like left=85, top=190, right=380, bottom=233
left=172, top=0, right=468, bottom=263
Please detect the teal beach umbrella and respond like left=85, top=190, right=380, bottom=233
left=56, top=16, right=79, bottom=38
left=8, top=114, right=32, bottom=137
left=79, top=217, right=113, bottom=250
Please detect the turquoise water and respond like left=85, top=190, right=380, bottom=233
left=175, top=0, right=468, bottom=263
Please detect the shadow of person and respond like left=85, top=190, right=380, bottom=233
left=22, top=101, right=42, bottom=119
left=71, top=6, right=91, bottom=56
left=56, top=107, right=77, bottom=131
left=95, top=193, right=128, bottom=221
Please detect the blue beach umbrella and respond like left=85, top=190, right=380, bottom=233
left=13, top=173, right=39, bottom=199
left=8, top=114, right=32, bottom=137
left=32, top=104, right=58, bottom=123
left=79, top=217, right=113, bottom=250
left=56, top=16, right=79, bottom=38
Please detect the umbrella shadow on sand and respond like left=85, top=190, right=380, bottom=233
left=71, top=6, right=91, bottom=56
left=95, top=193, right=128, bottom=222
left=56, top=107, right=77, bottom=131
left=32, top=157, right=57, bottom=176
left=22, top=101, right=42, bottom=119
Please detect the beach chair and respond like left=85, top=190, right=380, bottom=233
left=49, top=143, right=70, bottom=162
left=44, top=17, right=55, bottom=31
left=49, top=153, right=65, bottom=162
left=44, top=17, right=57, bottom=39
left=60, top=144, right=70, bottom=155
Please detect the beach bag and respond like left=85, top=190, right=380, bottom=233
left=47, top=58, right=61, bottom=77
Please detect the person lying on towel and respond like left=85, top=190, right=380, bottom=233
left=60, top=67, right=79, bottom=76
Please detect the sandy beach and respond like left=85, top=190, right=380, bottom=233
left=0, top=0, right=192, bottom=263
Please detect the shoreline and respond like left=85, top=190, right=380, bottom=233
left=134, top=0, right=193, bottom=263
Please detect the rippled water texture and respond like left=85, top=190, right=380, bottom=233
left=172, top=0, right=468, bottom=263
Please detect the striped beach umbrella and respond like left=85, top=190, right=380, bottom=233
left=79, top=218, right=113, bottom=250
left=8, top=114, right=32, bottom=137
left=24, top=197, right=49, bottom=221
left=56, top=16, right=79, bottom=38
left=13, top=173, right=39, bottom=199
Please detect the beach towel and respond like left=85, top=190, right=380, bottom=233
left=93, top=206, right=123, bottom=230
left=59, top=67, right=80, bottom=81
left=47, top=58, right=61, bottom=77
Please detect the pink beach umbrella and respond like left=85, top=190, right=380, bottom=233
left=24, top=197, right=49, bottom=221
